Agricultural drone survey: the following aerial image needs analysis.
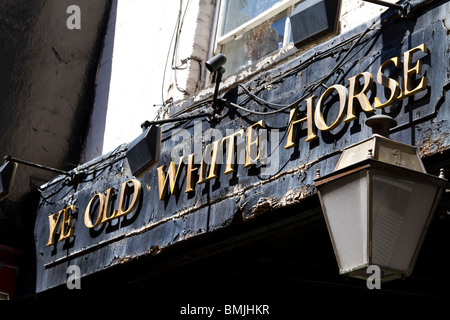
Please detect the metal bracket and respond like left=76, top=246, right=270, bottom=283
left=361, top=0, right=410, bottom=17
left=3, top=155, right=69, bottom=176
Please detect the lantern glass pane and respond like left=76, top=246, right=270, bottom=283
left=319, top=171, right=368, bottom=273
left=371, top=170, right=439, bottom=272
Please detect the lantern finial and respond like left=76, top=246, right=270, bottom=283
left=366, top=114, right=397, bottom=138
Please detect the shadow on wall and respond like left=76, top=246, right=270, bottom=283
left=82, top=0, right=118, bottom=162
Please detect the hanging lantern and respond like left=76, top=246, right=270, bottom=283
left=315, top=115, right=447, bottom=282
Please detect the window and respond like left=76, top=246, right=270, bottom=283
left=215, top=0, right=302, bottom=75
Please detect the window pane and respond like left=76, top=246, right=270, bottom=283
left=222, top=11, right=287, bottom=75
left=221, top=0, right=284, bottom=35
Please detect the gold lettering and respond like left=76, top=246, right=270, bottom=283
left=315, top=85, right=348, bottom=131
left=207, top=140, right=223, bottom=180
left=285, top=95, right=317, bottom=149
left=185, top=153, right=198, bottom=193
left=223, top=129, right=245, bottom=174
left=59, top=205, right=76, bottom=241
left=402, top=43, right=428, bottom=98
left=346, top=72, right=374, bottom=122
left=47, top=205, right=77, bottom=245
left=101, top=188, right=118, bottom=223
left=157, top=158, right=185, bottom=200
left=116, top=179, right=142, bottom=217
left=245, top=121, right=265, bottom=167
left=46, top=210, right=64, bottom=246
left=197, top=143, right=214, bottom=184
left=200, top=129, right=247, bottom=179
left=84, top=193, right=105, bottom=229
left=374, top=57, right=402, bottom=108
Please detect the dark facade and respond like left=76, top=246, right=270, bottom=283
left=0, top=0, right=110, bottom=299
left=2, top=0, right=450, bottom=313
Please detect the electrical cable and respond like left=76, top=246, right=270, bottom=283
left=156, top=20, right=381, bottom=139
left=172, top=0, right=193, bottom=95
left=217, top=17, right=385, bottom=169
left=161, top=0, right=193, bottom=104
left=188, top=56, right=203, bottom=91
left=237, top=84, right=293, bottom=108
left=161, top=1, right=182, bottom=106
left=171, top=0, right=191, bottom=70
left=225, top=19, right=381, bottom=117
left=166, top=98, right=213, bottom=118
left=259, top=33, right=362, bottom=90
left=160, top=11, right=382, bottom=121
left=38, top=143, right=128, bottom=203
left=141, top=111, right=213, bottom=127
left=224, top=100, right=295, bottom=116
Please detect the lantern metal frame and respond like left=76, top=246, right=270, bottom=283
left=315, top=158, right=447, bottom=281
left=314, top=115, right=448, bottom=282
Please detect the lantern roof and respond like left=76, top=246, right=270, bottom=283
left=335, top=115, right=426, bottom=173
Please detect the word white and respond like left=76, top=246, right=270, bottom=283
left=67, top=5, right=81, bottom=29
left=366, top=265, right=381, bottom=290
left=66, top=265, right=81, bottom=289
left=169, top=120, right=279, bottom=172
left=159, top=122, right=279, bottom=200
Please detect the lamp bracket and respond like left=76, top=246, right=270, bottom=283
left=361, top=0, right=411, bottom=17
left=3, top=155, right=70, bottom=176
left=140, top=109, right=214, bottom=128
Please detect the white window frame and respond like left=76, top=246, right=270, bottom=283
left=214, top=0, right=302, bottom=55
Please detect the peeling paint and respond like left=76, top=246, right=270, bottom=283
left=418, top=119, right=450, bottom=157
left=242, top=185, right=315, bottom=221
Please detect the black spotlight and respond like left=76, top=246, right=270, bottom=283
left=205, top=53, right=227, bottom=73
left=126, top=125, right=161, bottom=178
left=290, top=0, right=342, bottom=48
left=0, top=161, right=18, bottom=201
left=205, top=53, right=227, bottom=110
